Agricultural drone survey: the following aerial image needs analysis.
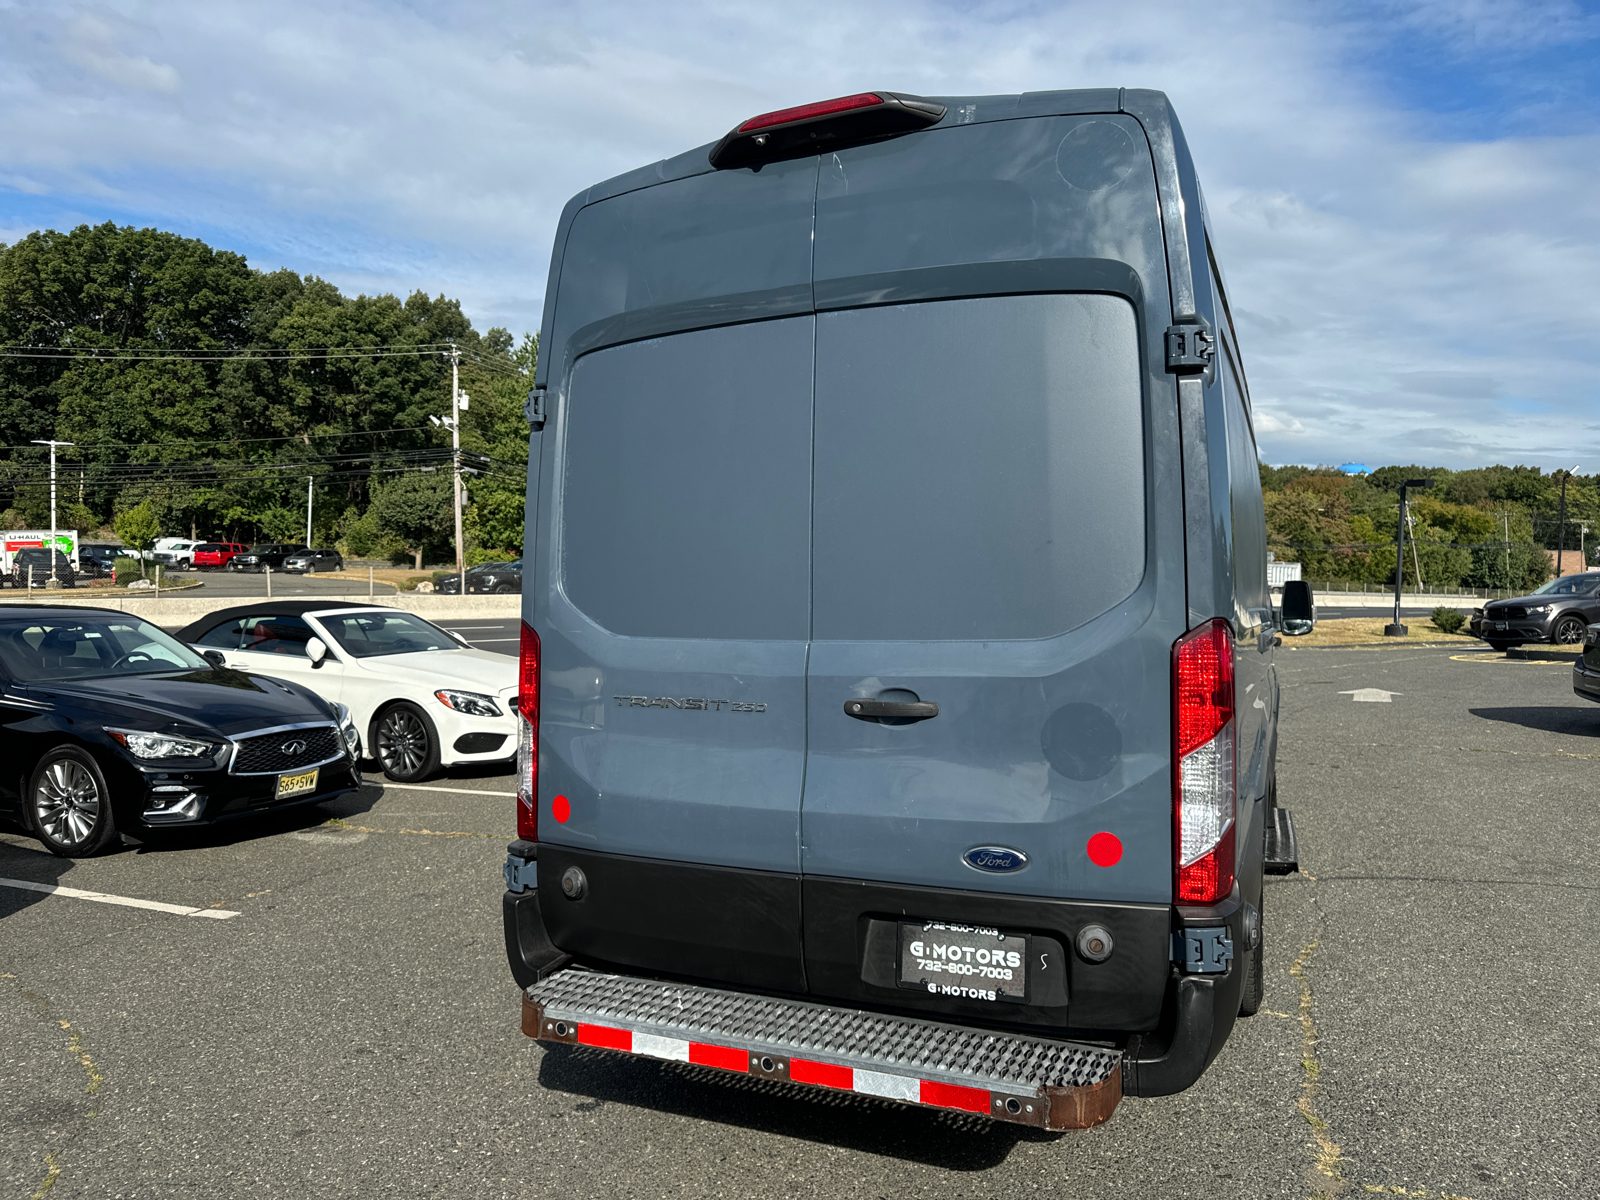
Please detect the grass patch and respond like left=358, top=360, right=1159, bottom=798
left=1280, top=617, right=1480, bottom=647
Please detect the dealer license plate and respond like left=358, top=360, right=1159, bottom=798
left=898, top=921, right=1027, bottom=1003
left=275, top=768, right=319, bottom=799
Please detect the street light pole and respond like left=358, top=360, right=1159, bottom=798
left=305, top=475, right=314, bottom=546
left=31, top=439, right=75, bottom=540
left=449, top=345, right=465, bottom=584
left=31, top=439, right=74, bottom=586
left=1385, top=477, right=1433, bottom=637
left=1555, top=465, right=1579, bottom=577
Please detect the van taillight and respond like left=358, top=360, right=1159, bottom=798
left=1173, top=619, right=1235, bottom=905
left=517, top=622, right=541, bottom=841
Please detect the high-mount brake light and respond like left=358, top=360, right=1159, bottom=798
left=517, top=622, right=541, bottom=841
left=1172, top=619, right=1236, bottom=905
left=709, top=90, right=946, bottom=170
left=738, top=93, right=883, bottom=133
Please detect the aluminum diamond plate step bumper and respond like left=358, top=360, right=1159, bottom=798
left=522, top=968, right=1122, bottom=1130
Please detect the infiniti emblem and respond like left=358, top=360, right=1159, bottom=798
left=962, top=846, right=1028, bottom=873
left=280, top=738, right=308, bottom=756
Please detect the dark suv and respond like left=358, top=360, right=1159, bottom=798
left=78, top=544, right=123, bottom=578
left=228, top=544, right=308, bottom=573
left=7, top=549, right=75, bottom=589
left=1474, top=573, right=1600, bottom=650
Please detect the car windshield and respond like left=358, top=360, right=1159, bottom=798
left=317, top=611, right=460, bottom=658
left=196, top=543, right=222, bottom=552
left=1531, top=576, right=1599, bottom=596
left=245, top=545, right=272, bottom=553
left=0, top=615, right=210, bottom=681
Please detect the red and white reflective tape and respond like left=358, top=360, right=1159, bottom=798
left=572, top=1021, right=992, bottom=1114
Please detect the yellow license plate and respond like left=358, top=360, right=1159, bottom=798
left=276, top=768, right=319, bottom=799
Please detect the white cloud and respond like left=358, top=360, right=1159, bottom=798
left=62, top=14, right=180, bottom=93
left=0, top=0, right=1596, bottom=469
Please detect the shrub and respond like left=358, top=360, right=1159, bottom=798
left=1431, top=606, right=1466, bottom=635
left=113, top=555, right=144, bottom=583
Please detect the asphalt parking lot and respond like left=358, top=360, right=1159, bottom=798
left=3, top=639, right=1597, bottom=1198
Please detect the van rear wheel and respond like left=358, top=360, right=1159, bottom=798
left=1238, top=888, right=1265, bottom=1017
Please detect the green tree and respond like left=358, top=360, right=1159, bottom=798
left=373, top=472, right=454, bottom=569
left=113, top=501, right=161, bottom=577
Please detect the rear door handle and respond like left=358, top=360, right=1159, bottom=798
left=843, top=699, right=939, bottom=721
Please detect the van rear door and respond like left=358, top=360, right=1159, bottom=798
left=801, top=291, right=1175, bottom=1009
left=536, top=315, right=815, bottom=992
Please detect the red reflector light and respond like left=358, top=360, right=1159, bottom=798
left=790, top=1059, right=854, bottom=1090
left=517, top=622, right=541, bottom=841
left=738, top=92, right=883, bottom=133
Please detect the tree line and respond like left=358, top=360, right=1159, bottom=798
left=1262, top=464, right=1598, bottom=592
left=0, top=222, right=532, bottom=566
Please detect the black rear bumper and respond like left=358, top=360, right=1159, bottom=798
left=505, top=844, right=1246, bottom=1096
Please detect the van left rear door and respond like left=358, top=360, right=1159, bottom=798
left=534, top=317, right=815, bottom=993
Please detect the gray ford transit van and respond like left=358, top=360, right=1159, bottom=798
left=503, top=87, right=1302, bottom=1131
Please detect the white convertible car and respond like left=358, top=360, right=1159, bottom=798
left=177, top=601, right=517, bottom=782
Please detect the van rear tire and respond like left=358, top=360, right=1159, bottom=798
left=1238, top=888, right=1264, bottom=1017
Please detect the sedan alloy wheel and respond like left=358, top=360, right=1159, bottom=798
left=30, top=748, right=118, bottom=857
left=374, top=702, right=440, bottom=782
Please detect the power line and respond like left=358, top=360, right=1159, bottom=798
left=0, top=343, right=526, bottom=375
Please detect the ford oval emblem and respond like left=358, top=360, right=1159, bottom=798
left=962, top=846, right=1028, bottom=873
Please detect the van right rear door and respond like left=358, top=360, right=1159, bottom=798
left=798, top=113, right=1182, bottom=1021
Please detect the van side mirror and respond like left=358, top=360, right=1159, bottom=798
left=306, top=637, right=328, bottom=667
left=1280, top=580, right=1316, bottom=636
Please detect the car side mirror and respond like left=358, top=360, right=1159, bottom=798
left=306, top=637, right=328, bottom=667
left=1280, top=580, right=1316, bottom=636
left=201, top=649, right=226, bottom=668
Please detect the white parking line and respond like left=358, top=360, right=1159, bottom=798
left=0, top=877, right=241, bottom=919
left=369, top=783, right=517, bottom=797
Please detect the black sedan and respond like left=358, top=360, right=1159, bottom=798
left=1472, top=572, right=1600, bottom=650
left=0, top=605, right=361, bottom=857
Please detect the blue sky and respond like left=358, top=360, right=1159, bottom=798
left=1, top=0, right=1597, bottom=470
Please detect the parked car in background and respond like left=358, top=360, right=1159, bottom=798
left=0, top=605, right=361, bottom=857
left=178, top=601, right=516, bottom=783
left=6, top=549, right=76, bottom=589
left=1472, top=572, right=1600, bottom=649
left=434, top=560, right=523, bottom=595
left=193, top=542, right=249, bottom=570
left=146, top=538, right=202, bottom=568
left=228, top=544, right=309, bottom=572
left=78, top=544, right=123, bottom=579
left=282, top=549, right=345, bottom=574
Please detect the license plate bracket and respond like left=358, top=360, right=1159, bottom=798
left=275, top=767, right=319, bottom=800
left=898, top=920, right=1028, bottom=1003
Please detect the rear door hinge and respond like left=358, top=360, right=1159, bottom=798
left=1174, top=926, right=1234, bottom=974
left=1164, top=322, right=1215, bottom=375
left=525, top=386, right=548, bottom=430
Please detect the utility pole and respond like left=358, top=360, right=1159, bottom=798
left=32, top=439, right=74, bottom=585
left=1555, top=464, right=1579, bottom=577
left=1385, top=478, right=1433, bottom=637
left=450, top=345, right=465, bottom=584
left=305, top=476, right=314, bottom=546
